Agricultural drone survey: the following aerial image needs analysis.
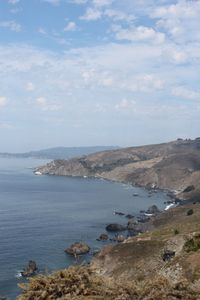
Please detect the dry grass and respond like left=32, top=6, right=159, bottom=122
left=18, top=266, right=200, bottom=300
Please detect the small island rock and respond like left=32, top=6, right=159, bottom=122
left=97, top=233, right=109, bottom=241
left=113, top=235, right=126, bottom=243
left=106, top=224, right=126, bottom=232
left=21, top=260, right=37, bottom=277
left=125, top=214, right=134, bottom=219
left=65, top=242, right=90, bottom=256
left=146, top=205, right=160, bottom=214
left=127, top=220, right=136, bottom=230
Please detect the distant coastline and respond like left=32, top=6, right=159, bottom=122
left=0, top=146, right=119, bottom=160
left=35, top=138, right=200, bottom=203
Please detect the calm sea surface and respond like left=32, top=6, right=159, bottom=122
left=0, top=157, right=170, bottom=299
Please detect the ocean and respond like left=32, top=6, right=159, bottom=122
left=0, top=157, right=170, bottom=299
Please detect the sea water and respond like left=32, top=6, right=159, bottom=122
left=0, top=157, right=169, bottom=299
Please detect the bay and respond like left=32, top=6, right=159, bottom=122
left=0, top=157, right=169, bottom=299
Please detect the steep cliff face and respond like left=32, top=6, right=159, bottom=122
left=36, top=139, right=200, bottom=200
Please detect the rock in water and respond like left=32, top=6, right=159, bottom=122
left=65, top=242, right=90, bottom=256
left=106, top=224, right=126, bottom=232
left=113, top=211, right=125, bottom=216
left=21, top=260, right=37, bottom=277
left=146, top=205, right=160, bottom=214
left=112, top=235, right=126, bottom=243
left=127, top=220, right=135, bottom=230
left=125, top=214, right=134, bottom=219
left=97, top=233, right=109, bottom=241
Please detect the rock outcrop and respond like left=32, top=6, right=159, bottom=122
left=97, top=233, right=109, bottom=241
left=106, top=224, right=126, bottom=232
left=65, top=242, right=90, bottom=256
left=18, top=204, right=200, bottom=300
left=146, top=205, right=160, bottom=214
left=21, top=260, right=37, bottom=277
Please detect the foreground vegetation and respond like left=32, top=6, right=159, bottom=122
left=18, top=203, right=200, bottom=299
left=18, top=266, right=200, bottom=300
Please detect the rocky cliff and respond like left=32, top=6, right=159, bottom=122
left=18, top=203, right=200, bottom=299
left=36, top=138, right=200, bottom=201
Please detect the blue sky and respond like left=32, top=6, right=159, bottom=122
left=0, top=0, right=200, bottom=151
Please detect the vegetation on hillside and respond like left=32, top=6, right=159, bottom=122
left=18, top=266, right=200, bottom=300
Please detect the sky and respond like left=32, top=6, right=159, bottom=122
left=0, top=0, right=200, bottom=151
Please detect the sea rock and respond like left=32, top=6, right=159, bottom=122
left=127, top=220, right=136, bottom=230
left=137, top=215, right=150, bottom=223
left=113, top=211, right=125, bottom=216
left=97, top=233, right=109, bottom=241
left=125, top=214, right=134, bottom=219
left=106, top=224, right=126, bottom=232
left=146, top=205, right=160, bottom=214
left=112, top=235, right=126, bottom=243
left=0, top=297, right=6, bottom=300
left=65, top=242, right=90, bottom=256
left=21, top=260, right=37, bottom=277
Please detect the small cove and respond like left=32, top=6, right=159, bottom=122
left=0, top=158, right=171, bottom=299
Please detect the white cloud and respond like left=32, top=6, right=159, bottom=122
left=80, top=7, right=102, bottom=20
left=92, top=0, right=113, bottom=7
left=113, top=25, right=165, bottom=44
left=38, top=27, right=47, bottom=35
left=36, top=97, right=62, bottom=111
left=26, top=82, right=35, bottom=91
left=64, top=21, right=77, bottom=31
left=172, top=86, right=200, bottom=100
left=121, top=74, right=165, bottom=92
left=0, top=97, right=7, bottom=108
left=79, top=0, right=113, bottom=21
left=151, top=1, right=200, bottom=43
left=104, top=9, right=135, bottom=22
left=152, top=1, right=200, bottom=19
left=115, top=98, right=135, bottom=111
left=0, top=20, right=21, bottom=32
left=71, top=0, right=88, bottom=4
left=162, top=47, right=188, bottom=64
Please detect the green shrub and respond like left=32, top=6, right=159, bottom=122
left=187, top=209, right=194, bottom=216
left=184, top=235, right=200, bottom=252
left=174, top=229, right=179, bottom=235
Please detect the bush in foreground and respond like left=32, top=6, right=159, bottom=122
left=18, top=266, right=200, bottom=300
left=184, top=234, right=200, bottom=252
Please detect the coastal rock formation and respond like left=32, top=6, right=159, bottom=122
left=65, top=242, right=90, bottom=256
left=111, top=234, right=126, bottom=243
left=97, top=233, right=109, bottom=241
left=35, top=138, right=200, bottom=201
left=106, top=224, right=126, bottom=232
left=18, top=204, right=200, bottom=299
left=21, top=260, right=37, bottom=277
left=93, top=203, right=200, bottom=283
left=146, top=205, right=160, bottom=214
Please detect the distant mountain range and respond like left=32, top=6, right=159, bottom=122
left=0, top=146, right=119, bottom=160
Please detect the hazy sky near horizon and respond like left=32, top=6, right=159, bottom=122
left=0, top=0, right=200, bottom=151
